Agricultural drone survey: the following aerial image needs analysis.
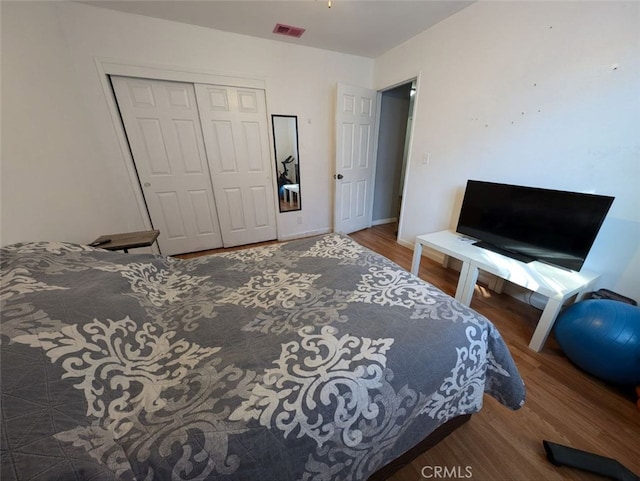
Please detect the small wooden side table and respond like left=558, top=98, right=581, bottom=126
left=90, top=230, right=160, bottom=253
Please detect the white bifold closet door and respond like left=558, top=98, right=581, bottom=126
left=111, top=76, right=224, bottom=255
left=111, top=76, right=277, bottom=254
left=195, top=84, right=277, bottom=247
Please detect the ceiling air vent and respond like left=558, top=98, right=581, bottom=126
left=273, top=23, right=306, bottom=38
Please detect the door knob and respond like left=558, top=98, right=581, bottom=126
left=334, top=174, right=344, bottom=180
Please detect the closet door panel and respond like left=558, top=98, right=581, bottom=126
left=196, top=84, right=277, bottom=247
left=112, top=76, right=224, bottom=254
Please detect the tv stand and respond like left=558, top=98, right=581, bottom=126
left=410, top=230, right=600, bottom=352
left=473, top=241, right=534, bottom=264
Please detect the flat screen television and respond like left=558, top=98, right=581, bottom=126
left=456, top=180, right=614, bottom=271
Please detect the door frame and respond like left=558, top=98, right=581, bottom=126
left=95, top=58, right=276, bottom=251
left=373, top=73, right=421, bottom=241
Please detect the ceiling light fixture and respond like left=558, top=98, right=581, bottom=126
left=328, top=0, right=332, bottom=7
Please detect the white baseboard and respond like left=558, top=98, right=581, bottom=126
left=278, top=227, right=332, bottom=242
left=372, top=217, right=397, bottom=226
left=397, top=238, right=413, bottom=250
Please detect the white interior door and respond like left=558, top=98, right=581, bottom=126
left=334, top=83, right=378, bottom=234
left=112, top=76, right=223, bottom=255
left=195, top=84, right=277, bottom=247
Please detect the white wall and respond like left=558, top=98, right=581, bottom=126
left=1, top=2, right=116, bottom=245
left=1, top=1, right=373, bottom=247
left=375, top=1, right=640, bottom=299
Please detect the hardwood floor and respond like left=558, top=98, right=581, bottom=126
left=350, top=224, right=639, bottom=481
left=176, top=224, right=639, bottom=480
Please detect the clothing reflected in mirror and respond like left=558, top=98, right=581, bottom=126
left=272, top=115, right=301, bottom=212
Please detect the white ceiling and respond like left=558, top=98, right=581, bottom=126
left=81, top=1, right=474, bottom=58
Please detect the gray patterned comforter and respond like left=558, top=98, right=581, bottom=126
left=0, top=233, right=525, bottom=481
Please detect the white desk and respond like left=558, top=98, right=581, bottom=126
left=283, top=184, right=299, bottom=206
left=411, top=230, right=600, bottom=352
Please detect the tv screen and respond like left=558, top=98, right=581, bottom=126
left=456, top=180, right=614, bottom=271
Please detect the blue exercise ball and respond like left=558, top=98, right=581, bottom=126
left=555, top=299, right=640, bottom=386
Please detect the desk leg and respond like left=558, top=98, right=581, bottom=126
left=411, top=241, right=423, bottom=276
left=528, top=296, right=564, bottom=352
left=455, top=262, right=478, bottom=306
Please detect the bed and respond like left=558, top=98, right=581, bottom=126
left=0, top=233, right=525, bottom=481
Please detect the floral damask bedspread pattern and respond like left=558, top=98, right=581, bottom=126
left=0, top=235, right=525, bottom=481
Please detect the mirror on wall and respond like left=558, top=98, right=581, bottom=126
left=272, top=115, right=301, bottom=212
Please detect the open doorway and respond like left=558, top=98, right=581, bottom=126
left=372, top=80, right=416, bottom=238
